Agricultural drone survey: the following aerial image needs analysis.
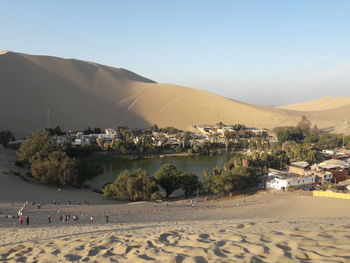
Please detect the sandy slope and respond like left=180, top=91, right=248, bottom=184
left=1, top=51, right=350, bottom=137
left=277, top=96, right=350, bottom=111
left=277, top=97, right=350, bottom=133
left=1, top=218, right=350, bottom=263
left=1, top=192, right=350, bottom=262
left=0, top=51, right=314, bottom=138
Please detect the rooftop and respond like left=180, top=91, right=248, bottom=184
left=290, top=161, right=309, bottom=168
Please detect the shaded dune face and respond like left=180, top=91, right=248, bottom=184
left=0, top=51, right=348, bottom=137
left=0, top=52, right=153, bottom=137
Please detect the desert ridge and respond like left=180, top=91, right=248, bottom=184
left=1, top=50, right=347, bottom=138
left=277, top=96, right=350, bottom=111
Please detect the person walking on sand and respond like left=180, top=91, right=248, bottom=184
left=90, top=216, right=94, bottom=223
left=48, top=215, right=51, bottom=224
left=26, top=216, right=29, bottom=226
left=19, top=216, right=23, bottom=225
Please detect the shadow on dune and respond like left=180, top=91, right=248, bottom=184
left=0, top=52, right=150, bottom=138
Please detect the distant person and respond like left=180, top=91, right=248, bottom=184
left=90, top=216, right=94, bottom=223
left=59, top=215, right=63, bottom=222
left=48, top=215, right=51, bottom=224
left=26, top=216, right=29, bottom=226
left=105, top=215, right=109, bottom=223
left=19, top=216, right=23, bottom=225
left=190, top=199, right=195, bottom=207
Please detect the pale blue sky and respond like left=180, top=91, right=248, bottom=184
left=1, top=0, right=350, bottom=105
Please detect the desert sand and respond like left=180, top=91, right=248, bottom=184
left=1, top=192, right=350, bottom=262
left=2, top=51, right=348, bottom=138
left=278, top=96, right=350, bottom=111
left=2, top=147, right=350, bottom=262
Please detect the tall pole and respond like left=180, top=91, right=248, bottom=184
left=47, top=108, right=50, bottom=129
left=343, top=119, right=347, bottom=148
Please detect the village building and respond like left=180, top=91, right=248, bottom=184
left=311, top=159, right=350, bottom=184
left=266, top=169, right=315, bottom=190
left=288, top=161, right=310, bottom=176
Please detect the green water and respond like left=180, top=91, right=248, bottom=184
left=87, top=154, right=233, bottom=189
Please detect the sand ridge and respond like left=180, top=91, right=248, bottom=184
left=1, top=51, right=348, bottom=137
left=277, top=96, right=350, bottom=112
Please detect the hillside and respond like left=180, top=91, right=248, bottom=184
left=0, top=51, right=345, bottom=137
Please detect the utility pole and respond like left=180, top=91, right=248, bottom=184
left=47, top=108, right=50, bottom=129
left=342, top=119, right=347, bottom=148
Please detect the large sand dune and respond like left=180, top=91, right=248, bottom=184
left=0, top=51, right=305, bottom=137
left=1, top=51, right=349, bottom=137
left=278, top=96, right=350, bottom=111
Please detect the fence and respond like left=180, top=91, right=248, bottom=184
left=313, top=191, right=350, bottom=199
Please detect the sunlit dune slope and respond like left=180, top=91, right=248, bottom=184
left=0, top=51, right=347, bottom=137
left=277, top=96, right=350, bottom=111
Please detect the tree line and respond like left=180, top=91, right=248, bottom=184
left=103, top=164, right=200, bottom=201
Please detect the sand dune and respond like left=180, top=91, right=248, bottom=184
left=278, top=96, right=350, bottom=111
left=1, top=218, right=350, bottom=262
left=1, top=51, right=350, bottom=137
left=0, top=51, right=306, bottom=137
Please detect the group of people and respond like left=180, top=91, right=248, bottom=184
left=57, top=214, right=79, bottom=223
left=18, top=215, right=30, bottom=225
left=52, top=200, right=90, bottom=205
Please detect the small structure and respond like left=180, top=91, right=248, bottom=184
left=266, top=169, right=315, bottom=190
left=288, top=161, right=310, bottom=176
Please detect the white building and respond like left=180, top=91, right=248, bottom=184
left=266, top=170, right=315, bottom=190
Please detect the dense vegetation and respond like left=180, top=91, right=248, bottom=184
left=204, top=166, right=261, bottom=197
left=17, top=130, right=79, bottom=186
left=103, top=169, right=159, bottom=201
left=104, top=164, right=200, bottom=201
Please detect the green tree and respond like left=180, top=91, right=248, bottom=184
left=17, top=130, right=56, bottom=164
left=46, top=126, right=65, bottom=136
left=297, top=115, right=311, bottom=133
left=233, top=124, right=246, bottom=131
left=150, top=124, right=159, bottom=132
left=275, top=126, right=304, bottom=143
left=204, top=167, right=260, bottom=196
left=104, top=169, right=157, bottom=201
left=178, top=173, right=200, bottom=198
left=154, top=164, right=182, bottom=197
left=0, top=130, right=15, bottom=148
left=31, top=151, right=79, bottom=186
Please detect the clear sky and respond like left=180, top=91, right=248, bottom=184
left=2, top=0, right=350, bottom=105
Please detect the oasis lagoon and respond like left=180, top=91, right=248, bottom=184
left=87, top=154, right=234, bottom=189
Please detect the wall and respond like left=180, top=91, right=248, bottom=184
left=313, top=191, right=350, bottom=199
